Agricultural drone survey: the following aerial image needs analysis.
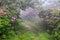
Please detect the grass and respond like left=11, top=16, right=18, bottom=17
left=7, top=31, right=51, bottom=40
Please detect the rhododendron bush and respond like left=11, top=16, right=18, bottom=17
left=0, top=0, right=24, bottom=40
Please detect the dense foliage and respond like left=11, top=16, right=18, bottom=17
left=0, top=0, right=24, bottom=40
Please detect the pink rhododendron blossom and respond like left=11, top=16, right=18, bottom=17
left=0, top=9, right=7, bottom=15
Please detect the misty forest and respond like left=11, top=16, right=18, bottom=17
left=0, top=0, right=60, bottom=40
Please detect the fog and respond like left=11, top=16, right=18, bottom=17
left=19, top=0, right=60, bottom=31
left=19, top=0, right=60, bottom=21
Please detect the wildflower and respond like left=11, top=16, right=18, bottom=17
left=11, top=16, right=17, bottom=22
left=45, top=16, right=49, bottom=19
left=50, top=16, right=54, bottom=19
left=56, top=13, right=60, bottom=17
